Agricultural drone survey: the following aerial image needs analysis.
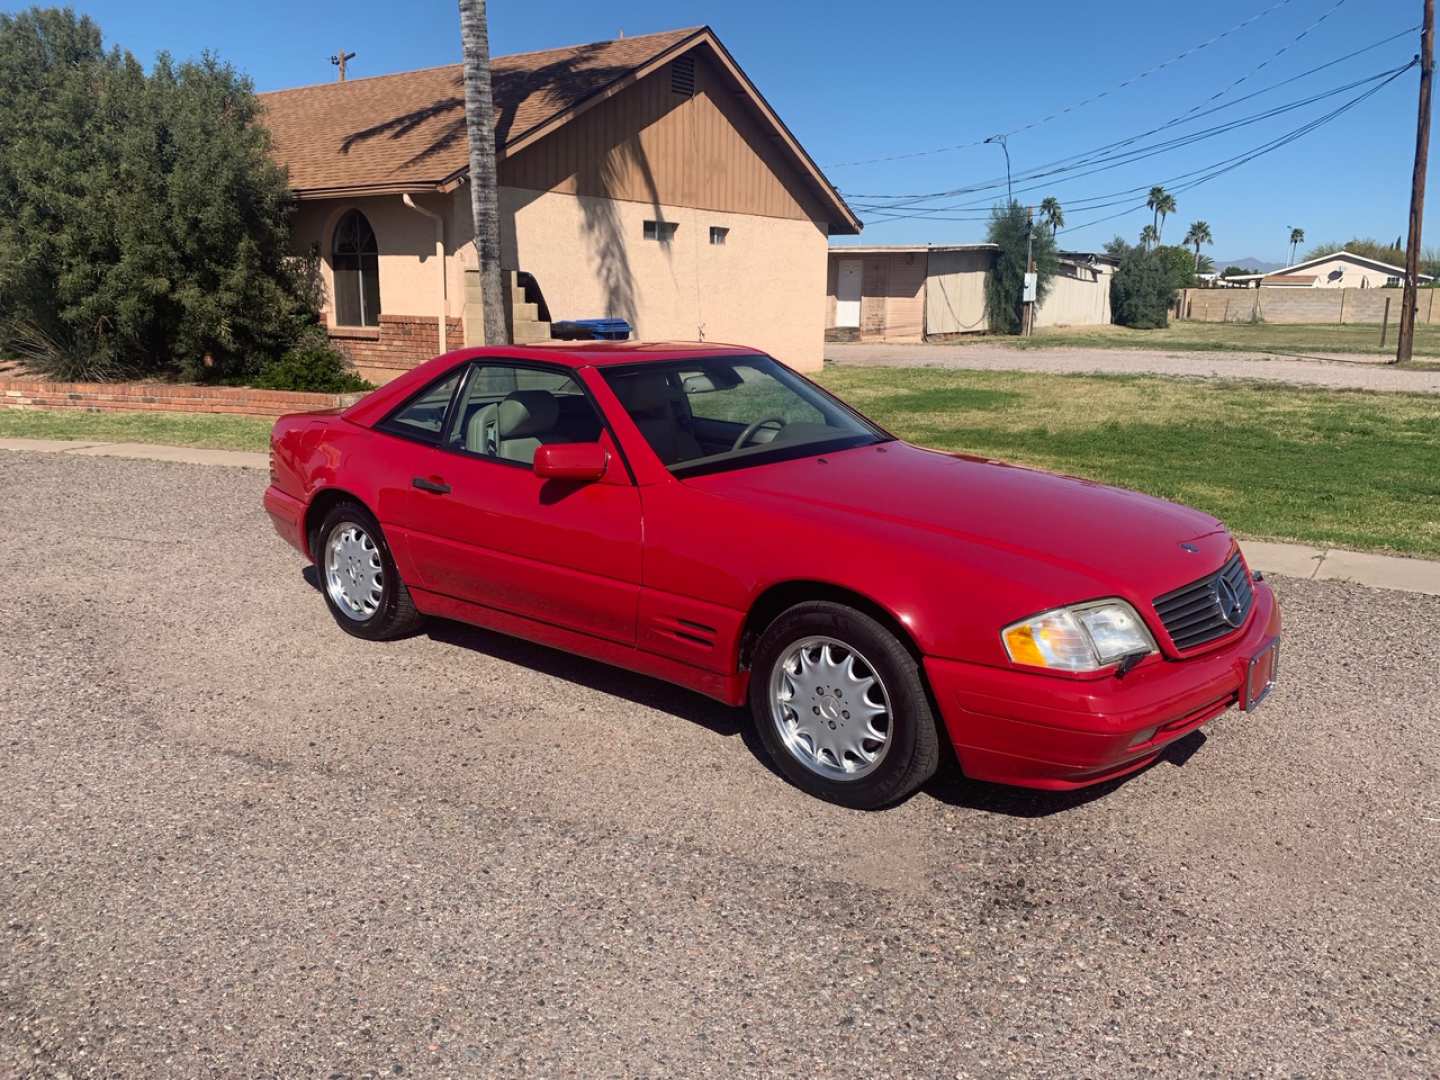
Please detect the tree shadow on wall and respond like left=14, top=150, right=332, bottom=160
left=338, top=44, right=682, bottom=327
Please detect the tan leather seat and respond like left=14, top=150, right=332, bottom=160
left=497, top=390, right=561, bottom=463
left=613, top=370, right=702, bottom=465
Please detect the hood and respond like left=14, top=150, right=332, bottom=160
left=682, top=441, right=1233, bottom=602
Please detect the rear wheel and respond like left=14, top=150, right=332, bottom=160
left=750, top=602, right=941, bottom=809
left=315, top=502, right=422, bottom=640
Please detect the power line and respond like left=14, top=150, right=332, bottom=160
left=849, top=60, right=1415, bottom=215
left=1055, top=62, right=1416, bottom=237
left=845, top=25, right=1419, bottom=205
left=826, top=0, right=1304, bottom=168
left=856, top=61, right=1415, bottom=230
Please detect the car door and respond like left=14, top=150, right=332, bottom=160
left=376, top=360, right=643, bottom=644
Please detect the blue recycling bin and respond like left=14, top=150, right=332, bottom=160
left=550, top=318, right=632, bottom=341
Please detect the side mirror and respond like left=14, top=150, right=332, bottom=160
left=533, top=442, right=610, bottom=482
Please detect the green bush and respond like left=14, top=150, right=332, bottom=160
left=1110, top=247, right=1176, bottom=329
left=0, top=8, right=315, bottom=383
left=253, top=331, right=372, bottom=393
left=984, top=201, right=1059, bottom=335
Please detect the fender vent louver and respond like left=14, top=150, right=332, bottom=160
left=656, top=615, right=715, bottom=649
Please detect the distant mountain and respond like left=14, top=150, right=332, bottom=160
left=1214, top=256, right=1285, bottom=273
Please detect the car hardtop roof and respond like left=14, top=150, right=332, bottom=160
left=447, top=341, right=760, bottom=368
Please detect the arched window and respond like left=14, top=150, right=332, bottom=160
left=332, top=210, right=380, bottom=326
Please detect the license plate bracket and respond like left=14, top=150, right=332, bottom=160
left=1242, top=638, right=1280, bottom=711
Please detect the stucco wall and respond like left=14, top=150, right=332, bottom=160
left=1181, top=286, right=1439, bottom=324
left=924, top=250, right=992, bottom=336
left=289, top=195, right=464, bottom=327
left=292, top=185, right=827, bottom=372
left=1035, top=261, right=1114, bottom=328
left=497, top=186, right=828, bottom=371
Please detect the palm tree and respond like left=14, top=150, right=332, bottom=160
left=1288, top=226, right=1305, bottom=265
left=1147, top=187, right=1166, bottom=239
left=459, top=0, right=508, bottom=344
left=1153, top=193, right=1177, bottom=244
left=1184, top=220, right=1214, bottom=272
left=1039, top=196, right=1064, bottom=237
left=1139, top=224, right=1159, bottom=249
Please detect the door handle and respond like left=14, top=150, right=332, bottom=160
left=411, top=476, right=451, bottom=494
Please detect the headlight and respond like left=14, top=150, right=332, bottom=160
left=1002, top=599, right=1156, bottom=672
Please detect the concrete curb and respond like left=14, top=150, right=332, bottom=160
left=0, top=437, right=267, bottom=471
left=2, top=438, right=1438, bottom=597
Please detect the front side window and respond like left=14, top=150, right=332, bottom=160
left=333, top=209, right=381, bottom=326
left=446, top=363, right=604, bottom=466
left=602, top=355, right=885, bottom=474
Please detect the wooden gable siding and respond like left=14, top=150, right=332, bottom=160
left=501, top=49, right=826, bottom=223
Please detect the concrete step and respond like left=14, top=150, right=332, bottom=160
left=512, top=319, right=552, bottom=345
left=513, top=301, right=539, bottom=321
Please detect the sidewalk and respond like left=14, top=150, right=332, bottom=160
left=0, top=436, right=267, bottom=470
left=3, top=437, right=1438, bottom=597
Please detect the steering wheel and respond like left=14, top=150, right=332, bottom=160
left=732, top=416, right=787, bottom=452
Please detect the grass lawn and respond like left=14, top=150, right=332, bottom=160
left=997, top=320, right=1440, bottom=359
left=817, top=366, right=1440, bottom=558
left=5, top=369, right=1439, bottom=557
left=0, top=409, right=272, bottom=451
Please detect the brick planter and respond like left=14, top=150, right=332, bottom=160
left=0, top=378, right=363, bottom=418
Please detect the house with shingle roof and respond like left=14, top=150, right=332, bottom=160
left=259, top=27, right=858, bottom=380
left=1224, top=249, right=1434, bottom=289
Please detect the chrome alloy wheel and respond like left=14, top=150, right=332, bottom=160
left=324, top=522, right=383, bottom=621
left=768, top=636, right=893, bottom=781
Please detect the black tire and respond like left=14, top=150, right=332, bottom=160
left=749, top=601, right=941, bottom=810
left=314, top=501, right=423, bottom=641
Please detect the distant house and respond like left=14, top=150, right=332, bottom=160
left=825, top=244, right=1116, bottom=341
left=259, top=27, right=859, bottom=381
left=1225, top=250, right=1433, bottom=290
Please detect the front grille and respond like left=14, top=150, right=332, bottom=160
left=1153, top=552, right=1254, bottom=651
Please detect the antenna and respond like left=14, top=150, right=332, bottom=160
left=330, top=48, right=357, bottom=81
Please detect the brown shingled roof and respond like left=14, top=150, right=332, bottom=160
left=257, top=26, right=859, bottom=233
left=259, top=28, right=702, bottom=197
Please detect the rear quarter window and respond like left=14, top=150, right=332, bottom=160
left=377, top=370, right=463, bottom=444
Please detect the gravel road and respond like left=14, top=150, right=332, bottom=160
left=2, top=451, right=1437, bottom=1078
left=826, top=342, right=1440, bottom=394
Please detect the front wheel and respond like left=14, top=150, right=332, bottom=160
left=749, top=602, right=941, bottom=809
left=315, top=502, right=423, bottom=641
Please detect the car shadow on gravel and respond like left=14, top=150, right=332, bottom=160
left=300, top=568, right=1205, bottom=811
left=922, top=729, right=1208, bottom=817
left=421, top=617, right=794, bottom=783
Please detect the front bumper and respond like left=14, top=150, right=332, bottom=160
left=925, top=582, right=1281, bottom=790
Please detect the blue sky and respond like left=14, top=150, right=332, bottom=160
left=15, top=0, right=1431, bottom=262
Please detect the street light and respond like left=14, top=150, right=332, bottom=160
left=985, top=134, right=1013, bottom=205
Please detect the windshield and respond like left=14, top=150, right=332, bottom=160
left=601, top=355, right=887, bottom=475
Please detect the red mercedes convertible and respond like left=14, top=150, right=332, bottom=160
left=264, top=342, right=1280, bottom=808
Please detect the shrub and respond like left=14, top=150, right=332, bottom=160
left=1110, top=247, right=1176, bottom=329
left=253, top=330, right=372, bottom=393
left=984, top=201, right=1059, bottom=334
left=0, top=8, right=315, bottom=383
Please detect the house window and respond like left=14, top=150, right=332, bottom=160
left=643, top=220, right=678, bottom=244
left=332, top=209, right=381, bottom=326
left=709, top=226, right=729, bottom=246
left=1387, top=276, right=1402, bottom=288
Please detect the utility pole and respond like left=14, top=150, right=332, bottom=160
left=1023, top=207, right=1036, bottom=336
left=330, top=48, right=357, bottom=81
left=1397, top=0, right=1433, bottom=364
